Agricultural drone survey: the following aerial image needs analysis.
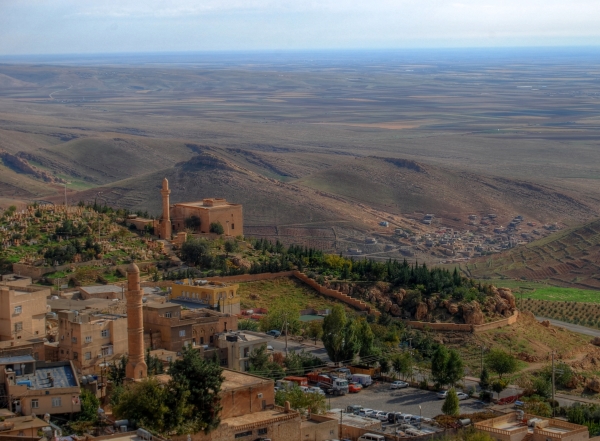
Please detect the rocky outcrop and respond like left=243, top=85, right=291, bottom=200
left=415, top=302, right=428, bottom=321
left=587, top=377, right=600, bottom=393
left=591, top=337, right=600, bottom=347
left=0, top=150, right=66, bottom=183
left=441, top=300, right=459, bottom=315
left=498, top=288, right=516, bottom=309
left=390, top=304, right=402, bottom=317
left=462, top=301, right=484, bottom=325
left=540, top=320, right=551, bottom=328
left=231, top=257, right=251, bottom=269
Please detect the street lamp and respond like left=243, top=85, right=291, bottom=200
left=419, top=405, right=422, bottom=429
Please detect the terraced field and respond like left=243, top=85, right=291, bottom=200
left=464, top=219, right=600, bottom=290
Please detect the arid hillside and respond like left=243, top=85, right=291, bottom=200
left=462, top=218, right=600, bottom=289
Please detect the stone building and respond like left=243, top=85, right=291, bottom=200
left=170, top=280, right=241, bottom=315
left=155, top=178, right=243, bottom=239
left=216, top=331, right=272, bottom=372
left=0, top=285, right=48, bottom=342
left=56, top=309, right=128, bottom=375
left=143, top=303, right=237, bottom=353
left=2, top=359, right=81, bottom=416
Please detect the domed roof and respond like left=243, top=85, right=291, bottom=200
left=127, top=262, right=140, bottom=273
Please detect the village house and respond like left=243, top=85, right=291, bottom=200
left=56, top=310, right=128, bottom=375
left=0, top=285, right=48, bottom=342
left=170, top=280, right=241, bottom=315
left=216, top=331, right=272, bottom=372
left=2, top=358, right=81, bottom=416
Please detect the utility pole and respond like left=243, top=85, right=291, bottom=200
left=481, top=345, right=485, bottom=375
left=64, top=183, right=67, bottom=208
left=284, top=315, right=289, bottom=357
left=551, top=351, right=555, bottom=417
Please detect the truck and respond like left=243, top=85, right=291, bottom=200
left=318, top=377, right=349, bottom=396
left=306, top=372, right=331, bottom=384
left=283, top=376, right=308, bottom=387
left=350, top=373, right=373, bottom=387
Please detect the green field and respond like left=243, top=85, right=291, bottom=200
left=480, top=279, right=600, bottom=303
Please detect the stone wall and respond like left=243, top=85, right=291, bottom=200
left=407, top=310, right=519, bottom=333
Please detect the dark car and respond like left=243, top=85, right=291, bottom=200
left=388, top=412, right=404, bottom=424
left=266, top=330, right=281, bottom=338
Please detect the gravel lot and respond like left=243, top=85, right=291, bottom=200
left=325, top=383, right=485, bottom=419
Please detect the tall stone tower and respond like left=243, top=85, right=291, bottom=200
left=125, top=263, right=147, bottom=380
left=160, top=178, right=172, bottom=239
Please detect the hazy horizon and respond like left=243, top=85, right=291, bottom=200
left=2, top=0, right=600, bottom=56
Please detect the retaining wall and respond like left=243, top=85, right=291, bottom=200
left=407, top=310, right=519, bottom=333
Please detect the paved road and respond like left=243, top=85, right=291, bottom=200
left=269, top=339, right=330, bottom=361
left=536, top=316, right=600, bottom=338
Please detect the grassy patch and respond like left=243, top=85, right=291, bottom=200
left=237, top=277, right=346, bottom=312
left=479, top=279, right=600, bottom=303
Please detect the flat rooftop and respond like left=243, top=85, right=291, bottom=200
left=222, top=408, right=294, bottom=427
left=495, top=421, right=571, bottom=434
left=16, top=363, right=78, bottom=389
left=222, top=369, right=272, bottom=391
left=79, top=285, right=122, bottom=294
left=1, top=415, right=48, bottom=432
left=0, top=355, right=36, bottom=365
left=49, top=298, right=120, bottom=311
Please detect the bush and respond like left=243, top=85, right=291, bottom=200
left=210, top=222, right=224, bottom=235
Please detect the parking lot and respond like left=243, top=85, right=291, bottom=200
left=327, top=383, right=486, bottom=419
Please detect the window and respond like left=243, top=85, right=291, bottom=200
left=234, top=431, right=252, bottom=438
left=14, top=305, right=22, bottom=315
left=200, top=337, right=204, bottom=345
left=231, top=223, right=235, bottom=230
left=72, top=337, right=77, bottom=343
left=101, top=346, right=113, bottom=357
left=14, top=322, right=23, bottom=332
left=209, top=336, right=213, bottom=344
left=101, top=329, right=109, bottom=338
left=179, top=330, right=186, bottom=337
left=52, top=397, right=62, bottom=408
left=31, top=399, right=39, bottom=409
left=73, top=352, right=78, bottom=360
left=166, top=356, right=172, bottom=362
left=85, top=352, right=91, bottom=360
left=165, top=312, right=172, bottom=318
left=257, top=428, right=267, bottom=435
left=85, top=336, right=92, bottom=343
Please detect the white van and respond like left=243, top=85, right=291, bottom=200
left=358, top=434, right=386, bottom=441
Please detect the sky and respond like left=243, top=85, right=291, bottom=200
left=1, top=0, right=600, bottom=55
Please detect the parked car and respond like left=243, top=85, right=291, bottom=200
left=358, top=408, right=375, bottom=418
left=388, top=412, right=403, bottom=424
left=307, top=386, right=325, bottom=395
left=266, top=330, right=281, bottom=337
left=349, top=383, right=362, bottom=393
left=437, top=390, right=469, bottom=400
left=410, top=416, right=432, bottom=424
left=390, top=380, right=409, bottom=389
left=346, top=405, right=363, bottom=415
left=375, top=411, right=390, bottom=422
left=368, top=411, right=382, bottom=419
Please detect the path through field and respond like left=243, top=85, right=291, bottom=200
left=535, top=316, right=600, bottom=338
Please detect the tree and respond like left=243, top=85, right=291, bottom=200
left=356, top=318, right=377, bottom=358
left=491, top=379, right=508, bottom=399
left=479, top=366, right=491, bottom=391
left=168, top=345, right=225, bottom=433
left=322, top=305, right=360, bottom=363
left=485, top=349, right=518, bottom=379
left=392, top=352, right=413, bottom=380
left=249, top=345, right=285, bottom=380
left=224, top=240, right=238, bottom=256
left=260, top=304, right=301, bottom=335
left=184, top=215, right=201, bottom=231
left=379, top=357, right=391, bottom=376
left=523, top=400, right=552, bottom=418
left=533, top=376, right=552, bottom=399
left=210, top=222, right=224, bottom=235
left=146, top=348, right=164, bottom=376
left=77, top=388, right=100, bottom=422
left=180, top=238, right=213, bottom=267
left=446, top=349, right=465, bottom=387
left=238, top=318, right=260, bottom=331
left=275, top=384, right=326, bottom=415
left=442, top=388, right=460, bottom=416
left=541, top=362, right=573, bottom=388
left=431, top=346, right=450, bottom=387
left=108, top=355, right=128, bottom=386
left=112, top=377, right=170, bottom=433
left=306, top=320, right=323, bottom=343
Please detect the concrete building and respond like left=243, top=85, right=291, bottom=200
left=475, top=412, right=589, bottom=441
left=56, top=309, right=128, bottom=375
left=79, top=285, right=124, bottom=300
left=0, top=414, right=48, bottom=437
left=0, top=274, right=33, bottom=288
left=143, top=303, right=237, bottom=353
left=125, top=263, right=147, bottom=380
left=0, top=338, right=48, bottom=363
left=170, top=281, right=240, bottom=315
left=216, top=331, right=272, bottom=372
left=0, top=285, right=48, bottom=342
left=2, top=359, right=81, bottom=416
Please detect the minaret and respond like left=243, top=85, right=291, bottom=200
left=160, top=178, right=172, bottom=239
left=125, top=263, right=147, bottom=380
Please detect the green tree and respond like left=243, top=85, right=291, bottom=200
left=249, top=345, right=285, bottom=380
left=541, top=362, right=573, bottom=388
left=392, top=352, right=413, bottom=380
left=168, top=345, right=225, bottom=433
left=532, top=376, right=552, bottom=399
left=260, top=304, right=301, bottom=335
left=210, top=222, right=224, bottom=235
left=442, top=388, right=460, bottom=416
left=485, top=349, right=518, bottom=379
left=356, top=319, right=377, bottom=358
left=431, top=346, right=450, bottom=387
left=224, top=240, right=238, bottom=256
left=491, top=379, right=508, bottom=399
left=238, top=318, right=260, bottom=331
left=113, top=377, right=170, bottom=433
left=322, top=305, right=360, bottom=363
left=446, top=349, right=465, bottom=387
left=184, top=215, right=201, bottom=231
left=77, top=388, right=100, bottom=422
left=146, top=348, right=164, bottom=376
left=306, top=320, right=323, bottom=343
left=379, top=357, right=391, bottom=376
left=108, top=355, right=128, bottom=386
left=275, top=384, right=326, bottom=415
left=180, top=238, right=213, bottom=267
left=523, top=400, right=552, bottom=418
left=479, top=366, right=491, bottom=391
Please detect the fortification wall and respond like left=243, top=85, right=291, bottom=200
left=407, top=310, right=519, bottom=333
